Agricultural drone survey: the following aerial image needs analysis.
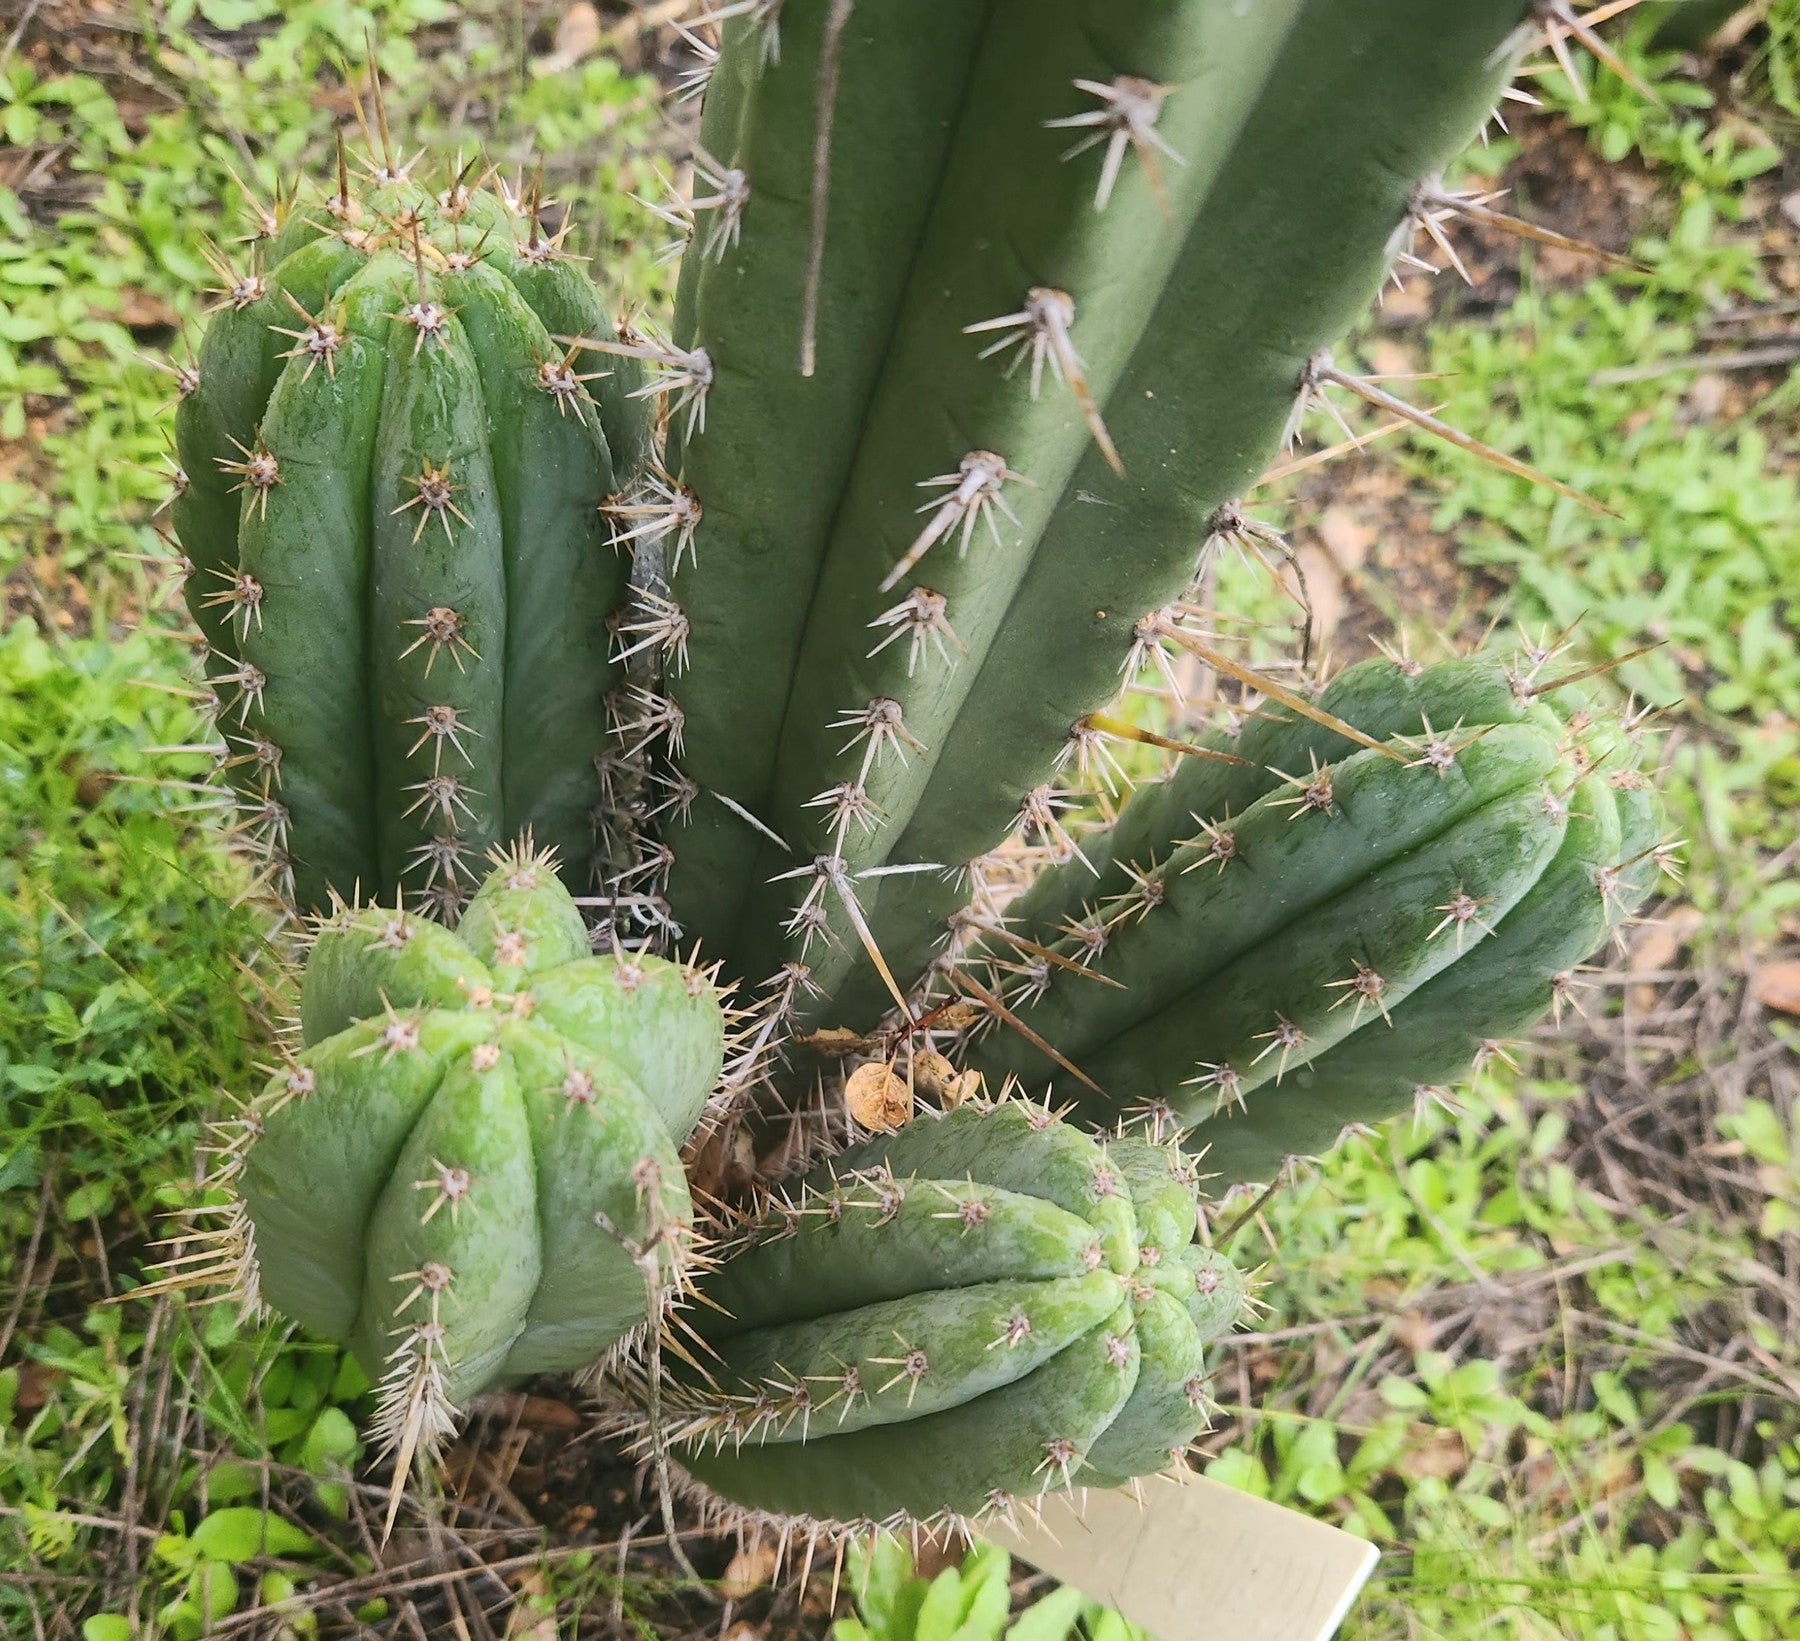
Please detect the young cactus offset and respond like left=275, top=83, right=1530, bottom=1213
left=963, top=652, right=1672, bottom=1187
left=220, top=844, right=724, bottom=1464
left=170, top=132, right=649, bottom=914
left=640, top=1102, right=1247, bottom=1527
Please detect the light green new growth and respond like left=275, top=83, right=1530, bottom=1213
left=651, top=1102, right=1246, bottom=1525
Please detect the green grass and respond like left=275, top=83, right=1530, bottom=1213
left=3, top=6, right=1798, bottom=1638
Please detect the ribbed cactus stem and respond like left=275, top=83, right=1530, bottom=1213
left=172, top=151, right=647, bottom=913
left=962, top=654, right=1671, bottom=1185
left=642, top=1102, right=1245, bottom=1526
left=648, top=0, right=1538, bottom=1039
left=230, top=846, right=725, bottom=1462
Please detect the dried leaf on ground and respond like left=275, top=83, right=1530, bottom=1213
left=1751, top=959, right=1800, bottom=1016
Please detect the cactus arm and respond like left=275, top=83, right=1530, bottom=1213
left=232, top=269, right=394, bottom=906
left=237, top=853, right=723, bottom=1421
left=974, top=725, right=1562, bottom=1084
left=699, top=1184, right=1105, bottom=1340
left=1011, top=656, right=1537, bottom=942
left=1077, top=1290, right=1207, bottom=1488
left=239, top=1010, right=486, bottom=1339
left=1190, top=774, right=1642, bottom=1187
left=298, top=905, right=493, bottom=1047
left=655, top=1102, right=1243, bottom=1521
left=679, top=1321, right=1140, bottom=1523
left=445, top=262, right=620, bottom=880
left=526, top=955, right=723, bottom=1143
left=367, top=306, right=509, bottom=895
left=354, top=1047, right=542, bottom=1405
left=174, top=187, right=646, bottom=910
left=499, top=1020, right=689, bottom=1376
left=1080, top=779, right=1567, bottom=1102
left=660, top=1, right=994, bottom=960
left=792, top=0, right=1533, bottom=1027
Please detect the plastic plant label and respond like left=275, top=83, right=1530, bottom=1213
left=984, top=1470, right=1380, bottom=1641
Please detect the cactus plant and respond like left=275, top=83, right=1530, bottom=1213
left=146, top=0, right=1684, bottom=1545
left=634, top=1101, right=1246, bottom=1526
left=962, top=652, right=1670, bottom=1187
left=194, top=844, right=724, bottom=1473
left=169, top=136, right=650, bottom=914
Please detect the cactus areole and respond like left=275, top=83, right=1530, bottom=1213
left=649, top=1103, right=1246, bottom=1526
left=171, top=160, right=650, bottom=915
left=233, top=847, right=724, bottom=1446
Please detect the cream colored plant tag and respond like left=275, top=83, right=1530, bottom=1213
left=983, top=1471, right=1379, bottom=1641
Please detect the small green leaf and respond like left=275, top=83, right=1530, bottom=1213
left=203, top=1458, right=261, bottom=1502
left=300, top=1406, right=359, bottom=1473
left=189, top=1507, right=319, bottom=1564
left=188, top=1560, right=239, bottom=1622
left=1005, top=1586, right=1083, bottom=1641
left=1720, top=1100, right=1791, bottom=1169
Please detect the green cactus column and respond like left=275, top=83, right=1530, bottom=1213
left=171, top=156, right=647, bottom=913
left=642, top=1102, right=1246, bottom=1526
left=645, top=0, right=1536, bottom=1038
